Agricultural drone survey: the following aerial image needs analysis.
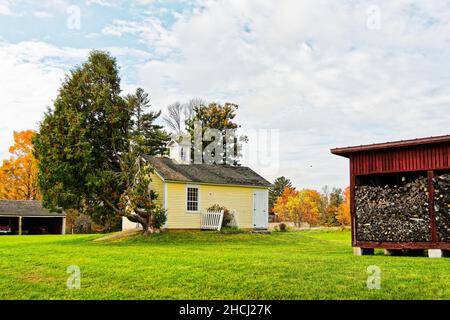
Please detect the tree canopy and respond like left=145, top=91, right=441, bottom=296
left=272, top=184, right=350, bottom=227
left=0, top=130, right=39, bottom=200
left=269, top=176, right=293, bottom=213
left=33, top=51, right=169, bottom=233
left=336, top=187, right=350, bottom=225
left=186, top=102, right=246, bottom=165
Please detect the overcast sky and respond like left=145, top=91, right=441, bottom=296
left=1, top=0, right=450, bottom=190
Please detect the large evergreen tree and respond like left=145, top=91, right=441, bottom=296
left=126, top=88, right=170, bottom=156
left=33, top=51, right=169, bottom=233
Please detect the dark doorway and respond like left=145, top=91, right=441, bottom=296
left=0, top=217, right=18, bottom=235
left=22, top=217, right=63, bottom=235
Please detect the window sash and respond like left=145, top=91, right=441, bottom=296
left=186, top=187, right=199, bottom=212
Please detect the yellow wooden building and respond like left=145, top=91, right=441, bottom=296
left=122, top=137, right=271, bottom=230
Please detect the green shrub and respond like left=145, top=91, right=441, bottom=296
left=153, top=206, right=167, bottom=229
left=207, top=204, right=232, bottom=227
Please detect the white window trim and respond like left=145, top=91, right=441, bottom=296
left=186, top=184, right=200, bottom=213
left=163, top=183, right=168, bottom=228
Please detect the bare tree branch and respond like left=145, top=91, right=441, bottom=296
left=163, top=98, right=205, bottom=133
left=163, top=102, right=183, bottom=132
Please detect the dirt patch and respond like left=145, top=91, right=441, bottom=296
left=93, top=229, right=141, bottom=242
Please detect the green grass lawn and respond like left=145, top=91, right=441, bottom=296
left=0, top=229, right=448, bottom=300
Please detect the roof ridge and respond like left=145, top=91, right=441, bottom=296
left=144, top=155, right=271, bottom=187
left=331, top=134, right=450, bottom=157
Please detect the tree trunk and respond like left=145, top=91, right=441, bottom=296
left=141, top=214, right=155, bottom=236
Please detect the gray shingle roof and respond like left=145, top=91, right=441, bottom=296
left=0, top=201, right=65, bottom=217
left=144, top=156, right=272, bottom=187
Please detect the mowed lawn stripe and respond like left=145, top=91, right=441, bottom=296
left=0, top=230, right=448, bottom=299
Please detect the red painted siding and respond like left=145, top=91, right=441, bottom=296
left=350, top=143, right=450, bottom=176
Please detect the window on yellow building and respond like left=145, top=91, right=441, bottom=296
left=187, top=186, right=199, bottom=212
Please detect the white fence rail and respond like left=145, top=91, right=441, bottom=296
left=201, top=210, right=224, bottom=231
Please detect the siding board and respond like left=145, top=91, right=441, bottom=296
left=351, top=143, right=450, bottom=175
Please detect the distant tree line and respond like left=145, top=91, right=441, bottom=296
left=269, top=176, right=350, bottom=227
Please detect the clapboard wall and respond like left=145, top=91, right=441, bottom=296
left=350, top=144, right=450, bottom=175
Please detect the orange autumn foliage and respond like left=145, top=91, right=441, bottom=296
left=0, top=130, right=40, bottom=200
left=273, top=187, right=321, bottom=226
left=287, top=189, right=321, bottom=226
left=273, top=186, right=298, bottom=221
left=336, top=187, right=351, bottom=225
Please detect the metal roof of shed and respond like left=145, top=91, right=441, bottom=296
left=331, top=135, right=450, bottom=158
left=0, top=201, right=65, bottom=217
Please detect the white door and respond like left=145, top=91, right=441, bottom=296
left=253, top=189, right=268, bottom=229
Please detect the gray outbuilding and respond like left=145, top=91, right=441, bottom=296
left=0, top=200, right=66, bottom=235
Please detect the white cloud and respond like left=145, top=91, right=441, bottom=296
left=3, top=1, right=450, bottom=190
left=120, top=0, right=450, bottom=189
left=0, top=41, right=88, bottom=161
left=0, top=1, right=16, bottom=16
left=32, top=10, right=53, bottom=18
left=86, top=0, right=115, bottom=7
left=101, top=17, right=175, bottom=54
left=0, top=40, right=151, bottom=161
left=0, top=5, right=12, bottom=15
left=1, top=0, right=70, bottom=17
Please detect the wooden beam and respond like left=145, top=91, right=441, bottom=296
left=18, top=216, right=22, bottom=236
left=356, top=241, right=450, bottom=250
left=427, top=170, right=438, bottom=243
left=350, top=159, right=356, bottom=246
left=62, top=217, right=66, bottom=235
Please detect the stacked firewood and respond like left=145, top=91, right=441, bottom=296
left=355, top=176, right=431, bottom=242
left=433, top=174, right=450, bottom=242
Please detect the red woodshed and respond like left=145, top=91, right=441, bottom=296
left=331, top=135, right=450, bottom=250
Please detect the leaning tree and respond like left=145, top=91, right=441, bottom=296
left=33, top=50, right=169, bottom=234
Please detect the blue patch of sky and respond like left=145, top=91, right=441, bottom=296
left=242, top=23, right=251, bottom=33
left=0, top=0, right=196, bottom=49
left=0, top=1, right=198, bottom=87
left=304, top=38, right=314, bottom=49
left=403, top=2, right=441, bottom=28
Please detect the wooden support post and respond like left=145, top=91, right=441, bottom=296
left=427, top=171, right=438, bottom=243
left=428, top=249, right=442, bottom=258
left=18, top=216, right=22, bottom=235
left=350, top=159, right=356, bottom=246
left=62, top=217, right=66, bottom=235
left=353, top=247, right=374, bottom=256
